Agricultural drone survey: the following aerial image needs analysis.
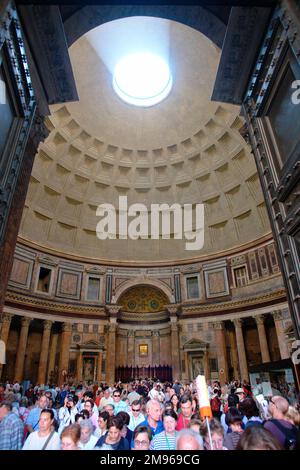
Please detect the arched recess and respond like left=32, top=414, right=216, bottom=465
left=63, top=5, right=226, bottom=48
left=115, top=277, right=173, bottom=308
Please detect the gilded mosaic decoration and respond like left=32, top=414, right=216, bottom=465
left=119, top=286, right=168, bottom=313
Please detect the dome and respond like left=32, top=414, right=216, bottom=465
left=19, top=16, right=270, bottom=264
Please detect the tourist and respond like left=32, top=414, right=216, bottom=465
left=95, top=416, right=129, bottom=450
left=176, top=428, right=203, bottom=450
left=128, top=400, right=145, bottom=431
left=22, top=409, right=60, bottom=450
left=132, top=425, right=152, bottom=450
left=58, top=394, right=78, bottom=435
left=176, top=395, right=193, bottom=431
left=264, top=396, right=298, bottom=450
left=0, top=401, right=24, bottom=450
left=78, top=419, right=98, bottom=449
left=98, top=388, right=113, bottom=411
left=150, top=410, right=178, bottom=450
left=25, top=394, right=49, bottom=433
left=239, top=397, right=263, bottom=428
left=237, top=426, right=283, bottom=450
left=139, top=399, right=164, bottom=436
left=223, top=407, right=244, bottom=450
left=94, top=410, right=109, bottom=438
left=61, top=423, right=81, bottom=450
left=112, top=389, right=128, bottom=414
left=200, top=417, right=227, bottom=450
left=84, top=399, right=98, bottom=429
left=170, top=394, right=180, bottom=413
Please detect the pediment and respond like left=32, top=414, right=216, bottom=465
left=79, top=339, right=103, bottom=350
left=183, top=338, right=208, bottom=351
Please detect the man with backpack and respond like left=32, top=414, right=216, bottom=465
left=211, top=388, right=222, bottom=420
left=264, top=396, right=298, bottom=450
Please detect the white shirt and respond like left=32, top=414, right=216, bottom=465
left=58, top=406, right=77, bottom=435
left=128, top=412, right=145, bottom=431
left=78, top=434, right=98, bottom=450
left=22, top=431, right=61, bottom=450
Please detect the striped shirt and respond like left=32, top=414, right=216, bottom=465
left=150, top=431, right=177, bottom=450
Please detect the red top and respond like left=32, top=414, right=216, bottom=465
left=176, top=413, right=191, bottom=431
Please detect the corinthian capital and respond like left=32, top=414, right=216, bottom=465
left=62, top=322, right=72, bottom=333
left=272, top=310, right=283, bottom=321
left=1, top=313, right=13, bottom=323
left=43, top=320, right=53, bottom=330
left=232, top=318, right=243, bottom=328
left=255, top=314, right=266, bottom=326
left=21, top=317, right=32, bottom=328
left=212, top=321, right=224, bottom=330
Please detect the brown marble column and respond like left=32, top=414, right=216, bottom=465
left=58, top=323, right=72, bottom=386
left=233, top=318, right=249, bottom=382
left=37, top=320, right=52, bottom=385
left=152, top=331, right=160, bottom=366
left=167, top=305, right=181, bottom=381
left=47, top=333, right=58, bottom=383
left=204, top=350, right=210, bottom=380
left=213, top=321, right=229, bottom=385
left=272, top=310, right=290, bottom=359
left=228, top=328, right=240, bottom=380
left=96, top=350, right=103, bottom=382
left=76, top=349, right=83, bottom=382
left=106, top=319, right=118, bottom=385
left=105, top=304, right=121, bottom=385
left=127, top=330, right=135, bottom=366
left=255, top=315, right=270, bottom=363
left=0, top=313, right=13, bottom=379
left=14, top=317, right=32, bottom=382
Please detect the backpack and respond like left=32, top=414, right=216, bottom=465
left=211, top=396, right=221, bottom=413
left=272, top=419, right=298, bottom=450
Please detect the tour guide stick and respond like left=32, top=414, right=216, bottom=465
left=196, top=375, right=213, bottom=450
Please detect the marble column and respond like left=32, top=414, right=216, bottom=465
left=272, top=310, right=290, bottom=359
left=14, top=317, right=32, bottom=382
left=37, top=320, right=52, bottom=385
left=213, top=321, right=229, bottom=384
left=152, top=331, right=160, bottom=366
left=47, top=333, right=58, bottom=383
left=58, top=322, right=72, bottom=386
left=106, top=319, right=117, bottom=385
left=127, top=330, right=135, bottom=366
left=255, top=315, right=271, bottom=363
left=233, top=318, right=249, bottom=382
left=228, top=328, right=240, bottom=380
left=204, top=350, right=210, bottom=380
left=76, top=349, right=83, bottom=382
left=0, top=313, right=13, bottom=379
left=96, top=350, right=103, bottom=382
left=167, top=305, right=181, bottom=381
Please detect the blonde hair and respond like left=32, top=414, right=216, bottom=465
left=61, top=423, right=81, bottom=444
left=286, top=406, right=300, bottom=426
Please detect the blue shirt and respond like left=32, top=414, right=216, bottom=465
left=131, top=418, right=164, bottom=448
left=139, top=418, right=164, bottom=435
left=26, top=407, right=42, bottom=431
left=0, top=412, right=24, bottom=450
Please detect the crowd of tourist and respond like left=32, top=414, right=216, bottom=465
left=0, top=378, right=299, bottom=450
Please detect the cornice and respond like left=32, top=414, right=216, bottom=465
left=5, top=291, right=106, bottom=317
left=17, top=233, right=273, bottom=268
left=181, top=289, right=286, bottom=316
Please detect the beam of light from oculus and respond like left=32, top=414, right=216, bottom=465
left=113, top=53, right=172, bottom=107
